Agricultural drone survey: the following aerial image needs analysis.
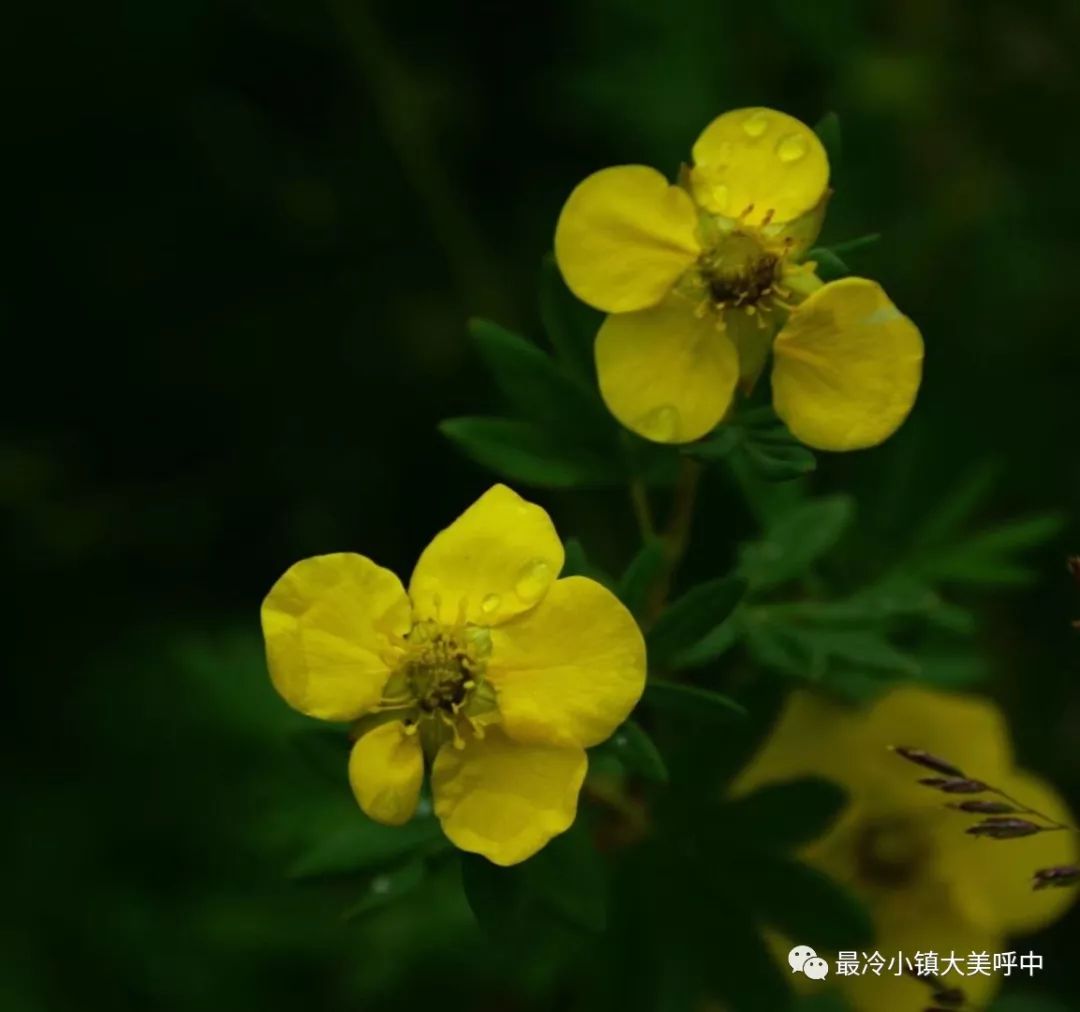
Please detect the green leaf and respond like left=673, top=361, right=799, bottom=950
left=724, top=777, right=848, bottom=848
left=468, top=317, right=611, bottom=439
left=685, top=425, right=742, bottom=461
left=912, top=513, right=1064, bottom=587
left=600, top=719, right=669, bottom=784
left=910, top=461, right=1000, bottom=550
left=648, top=576, right=747, bottom=664
left=738, top=495, right=855, bottom=590
left=618, top=539, right=666, bottom=616
left=826, top=232, right=881, bottom=256
left=462, top=820, right=606, bottom=935
left=440, top=417, right=623, bottom=488
left=743, top=615, right=918, bottom=690
left=288, top=806, right=444, bottom=879
left=747, top=856, right=874, bottom=950
left=643, top=678, right=747, bottom=720
left=806, top=246, right=849, bottom=281
left=668, top=615, right=742, bottom=670
left=743, top=439, right=817, bottom=481
left=814, top=111, right=842, bottom=169
left=687, top=411, right=816, bottom=482
left=341, top=859, right=427, bottom=920
left=538, top=253, right=601, bottom=383
left=915, top=651, right=989, bottom=688
left=562, top=537, right=615, bottom=587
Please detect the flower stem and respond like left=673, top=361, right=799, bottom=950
left=644, top=457, right=703, bottom=624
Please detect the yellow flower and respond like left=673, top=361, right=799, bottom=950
left=261, top=484, right=647, bottom=866
left=554, top=107, right=924, bottom=449
left=734, top=686, right=1078, bottom=1011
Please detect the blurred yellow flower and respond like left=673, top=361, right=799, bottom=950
left=261, top=484, right=647, bottom=866
left=735, top=686, right=1078, bottom=1011
left=554, top=107, right=923, bottom=449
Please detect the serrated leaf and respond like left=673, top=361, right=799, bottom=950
left=724, top=777, right=848, bottom=848
left=468, top=318, right=611, bottom=439
left=440, top=417, right=623, bottom=488
left=601, top=719, right=669, bottom=784
left=538, top=253, right=601, bottom=383
left=643, top=678, right=747, bottom=720
left=738, top=495, right=855, bottom=590
left=648, top=576, right=747, bottom=664
left=618, top=539, right=666, bottom=616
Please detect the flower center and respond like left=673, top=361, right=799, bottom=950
left=376, top=619, right=497, bottom=752
left=404, top=622, right=484, bottom=713
left=855, top=816, right=931, bottom=889
left=698, top=230, right=781, bottom=309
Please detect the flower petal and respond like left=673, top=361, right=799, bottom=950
left=261, top=553, right=410, bottom=721
left=554, top=165, right=701, bottom=314
left=690, top=108, right=829, bottom=226
left=487, top=576, right=646, bottom=749
left=595, top=296, right=739, bottom=443
left=772, top=277, right=924, bottom=451
left=432, top=726, right=586, bottom=866
left=348, top=720, right=424, bottom=826
left=409, top=484, right=564, bottom=627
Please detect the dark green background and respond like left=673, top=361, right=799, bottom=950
left=7, top=1, right=1080, bottom=1009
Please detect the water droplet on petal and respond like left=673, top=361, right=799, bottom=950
left=481, top=593, right=501, bottom=614
left=639, top=404, right=680, bottom=442
left=710, top=183, right=730, bottom=212
left=514, top=559, right=551, bottom=603
left=742, top=112, right=770, bottom=138
left=775, top=133, right=807, bottom=163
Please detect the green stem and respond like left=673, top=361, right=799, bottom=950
left=629, top=476, right=655, bottom=541
left=644, top=458, right=703, bottom=624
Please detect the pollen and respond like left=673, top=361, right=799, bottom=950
left=377, top=619, right=497, bottom=752
left=692, top=227, right=791, bottom=323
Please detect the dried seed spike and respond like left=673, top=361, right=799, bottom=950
left=966, top=817, right=1042, bottom=839
left=948, top=800, right=1015, bottom=814
left=930, top=986, right=966, bottom=1007
left=1067, top=555, right=1080, bottom=584
left=1033, top=864, right=1080, bottom=890
left=891, top=746, right=966, bottom=778
left=919, top=777, right=986, bottom=794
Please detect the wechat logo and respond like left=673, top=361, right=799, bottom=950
left=789, top=945, right=830, bottom=980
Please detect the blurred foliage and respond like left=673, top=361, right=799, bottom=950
left=7, top=0, right=1080, bottom=1010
